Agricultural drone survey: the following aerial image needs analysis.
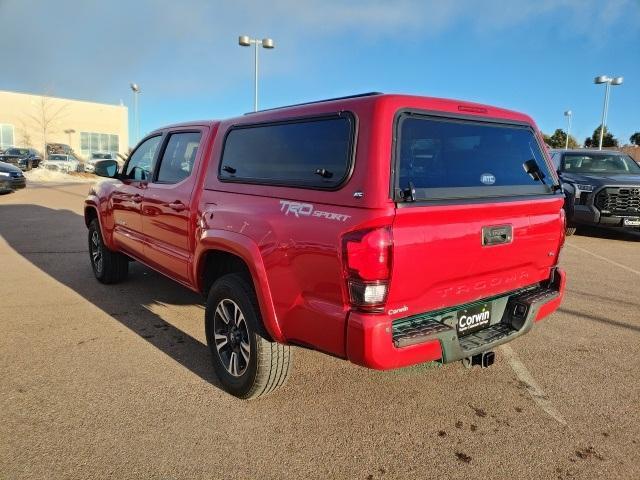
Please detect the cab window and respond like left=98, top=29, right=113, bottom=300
left=124, top=136, right=162, bottom=181
left=156, top=132, right=202, bottom=184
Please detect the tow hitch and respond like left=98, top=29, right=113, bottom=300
left=462, top=351, right=496, bottom=369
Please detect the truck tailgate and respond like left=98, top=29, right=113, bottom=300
left=387, top=196, right=565, bottom=314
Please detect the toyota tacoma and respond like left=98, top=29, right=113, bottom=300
left=85, top=93, right=566, bottom=399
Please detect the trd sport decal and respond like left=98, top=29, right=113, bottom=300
left=279, top=200, right=350, bottom=222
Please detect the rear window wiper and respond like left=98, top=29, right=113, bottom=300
left=399, top=181, right=416, bottom=202
left=315, top=168, right=333, bottom=179
left=523, top=159, right=560, bottom=192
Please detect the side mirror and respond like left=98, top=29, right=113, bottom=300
left=94, top=159, right=119, bottom=178
left=523, top=159, right=546, bottom=181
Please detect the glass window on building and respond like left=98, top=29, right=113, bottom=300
left=80, top=131, right=120, bottom=157
left=0, top=124, right=15, bottom=149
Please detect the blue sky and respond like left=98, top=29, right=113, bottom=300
left=1, top=0, right=639, bottom=146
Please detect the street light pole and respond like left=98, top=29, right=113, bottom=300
left=239, top=35, right=275, bottom=112
left=130, top=83, right=141, bottom=143
left=594, top=75, right=623, bottom=150
left=563, top=110, right=572, bottom=150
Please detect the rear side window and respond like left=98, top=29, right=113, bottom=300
left=219, top=114, right=355, bottom=189
left=156, top=131, right=202, bottom=183
left=396, top=115, right=553, bottom=200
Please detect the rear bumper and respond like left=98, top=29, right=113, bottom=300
left=346, top=268, right=566, bottom=370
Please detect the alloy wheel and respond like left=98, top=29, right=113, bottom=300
left=213, top=298, right=251, bottom=377
left=90, top=230, right=103, bottom=274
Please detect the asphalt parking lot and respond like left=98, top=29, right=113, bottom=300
left=1, top=182, right=639, bottom=480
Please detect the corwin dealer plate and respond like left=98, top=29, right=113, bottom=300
left=456, top=303, right=492, bottom=336
left=623, top=217, right=640, bottom=227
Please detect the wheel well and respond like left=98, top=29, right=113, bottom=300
left=84, top=206, right=98, bottom=227
left=200, top=250, right=252, bottom=296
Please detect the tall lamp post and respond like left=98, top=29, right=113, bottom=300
left=238, top=35, right=275, bottom=112
left=130, top=82, right=141, bottom=143
left=594, top=75, right=623, bottom=150
left=563, top=110, right=572, bottom=150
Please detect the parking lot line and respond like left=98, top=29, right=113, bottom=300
left=566, top=242, right=640, bottom=276
left=500, top=344, right=567, bottom=426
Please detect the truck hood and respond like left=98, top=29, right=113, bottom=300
left=561, top=172, right=640, bottom=186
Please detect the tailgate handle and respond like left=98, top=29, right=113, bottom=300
left=482, top=225, right=513, bottom=246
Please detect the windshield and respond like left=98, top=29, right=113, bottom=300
left=6, top=148, right=29, bottom=155
left=49, top=155, right=67, bottom=161
left=397, top=115, right=553, bottom=199
left=91, top=153, right=112, bottom=159
left=561, top=153, right=640, bottom=174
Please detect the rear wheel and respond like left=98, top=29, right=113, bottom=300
left=205, top=274, right=292, bottom=399
left=566, top=227, right=577, bottom=236
left=88, top=219, right=128, bottom=284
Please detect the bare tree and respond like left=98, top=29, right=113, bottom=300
left=17, top=120, right=33, bottom=147
left=23, top=95, right=69, bottom=157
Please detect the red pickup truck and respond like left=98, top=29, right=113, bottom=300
left=85, top=93, right=566, bottom=399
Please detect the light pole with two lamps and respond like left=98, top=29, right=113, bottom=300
left=594, top=75, right=623, bottom=150
left=238, top=35, right=275, bottom=112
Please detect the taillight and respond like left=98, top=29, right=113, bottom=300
left=342, top=226, right=393, bottom=312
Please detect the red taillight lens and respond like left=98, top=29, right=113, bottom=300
left=342, top=227, right=393, bottom=312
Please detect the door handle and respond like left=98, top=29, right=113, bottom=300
left=132, top=194, right=143, bottom=203
left=169, top=201, right=186, bottom=212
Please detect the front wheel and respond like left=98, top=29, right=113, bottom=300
left=205, top=274, right=292, bottom=399
left=566, top=227, right=577, bottom=236
left=88, top=219, right=128, bottom=284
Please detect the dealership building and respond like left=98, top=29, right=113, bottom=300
left=0, top=90, right=128, bottom=159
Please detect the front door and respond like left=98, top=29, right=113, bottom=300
left=111, top=135, right=162, bottom=258
left=141, top=130, right=205, bottom=283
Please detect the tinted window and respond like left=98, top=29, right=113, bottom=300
left=125, top=136, right=162, bottom=181
left=398, top=116, right=552, bottom=199
left=220, top=115, right=354, bottom=188
left=561, top=153, right=640, bottom=174
left=7, top=148, right=29, bottom=155
left=156, top=132, right=202, bottom=183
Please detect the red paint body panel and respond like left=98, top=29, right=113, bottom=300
left=85, top=93, right=566, bottom=370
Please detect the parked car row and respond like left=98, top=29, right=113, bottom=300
left=0, top=146, right=123, bottom=174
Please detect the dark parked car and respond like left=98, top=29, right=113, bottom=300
left=0, top=161, right=26, bottom=193
left=551, top=149, right=640, bottom=234
left=0, top=147, right=42, bottom=171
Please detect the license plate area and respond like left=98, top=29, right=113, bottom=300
left=623, top=217, right=640, bottom=226
left=456, top=302, right=492, bottom=336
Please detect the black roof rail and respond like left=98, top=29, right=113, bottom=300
left=244, top=92, right=383, bottom=115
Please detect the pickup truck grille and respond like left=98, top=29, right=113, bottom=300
left=595, top=187, right=640, bottom=215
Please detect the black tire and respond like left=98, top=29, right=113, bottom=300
left=566, top=227, right=577, bottom=236
left=205, top=274, right=292, bottom=399
left=88, top=219, right=129, bottom=284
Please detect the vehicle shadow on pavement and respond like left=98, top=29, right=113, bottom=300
left=574, top=225, right=640, bottom=242
left=0, top=204, right=223, bottom=390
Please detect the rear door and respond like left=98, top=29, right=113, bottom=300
left=388, top=114, right=564, bottom=314
left=111, top=135, right=162, bottom=258
left=141, top=129, right=205, bottom=283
